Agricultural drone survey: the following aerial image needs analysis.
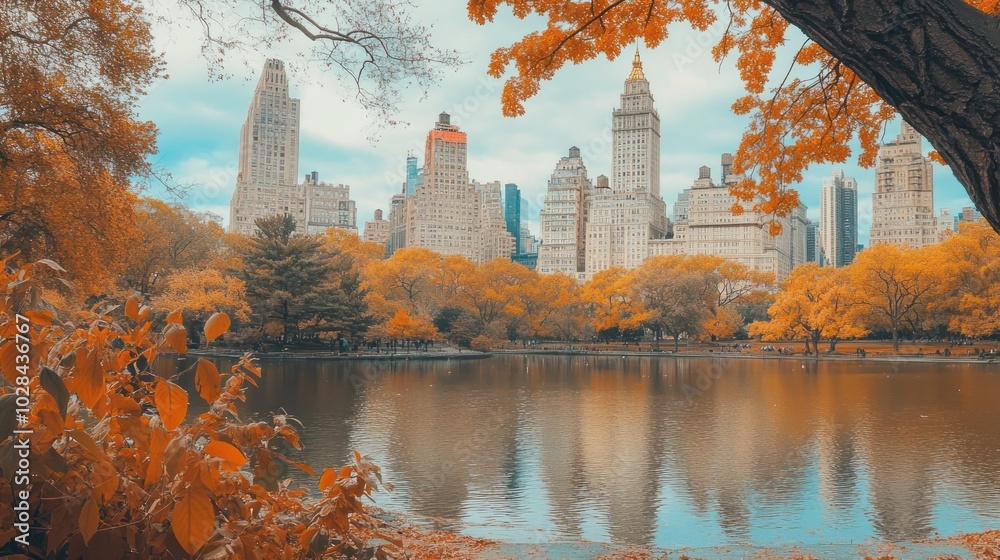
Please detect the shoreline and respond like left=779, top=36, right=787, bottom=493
left=186, top=348, right=493, bottom=361
left=495, top=348, right=1000, bottom=365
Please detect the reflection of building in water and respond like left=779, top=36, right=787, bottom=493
left=575, top=369, right=662, bottom=544
left=353, top=361, right=521, bottom=529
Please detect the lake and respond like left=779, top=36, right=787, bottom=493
left=160, top=353, right=1000, bottom=549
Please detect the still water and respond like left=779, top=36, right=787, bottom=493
left=162, top=354, right=1000, bottom=548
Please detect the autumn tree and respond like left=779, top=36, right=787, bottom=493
left=579, top=267, right=640, bottom=339
left=121, top=199, right=225, bottom=295
left=363, top=247, right=444, bottom=323
left=457, top=258, right=533, bottom=339
left=469, top=0, right=1000, bottom=235
left=506, top=271, right=579, bottom=341
left=850, top=243, right=941, bottom=352
left=385, top=309, right=439, bottom=350
left=930, top=220, right=1000, bottom=337
left=153, top=268, right=252, bottom=345
left=750, top=263, right=866, bottom=354
left=0, top=0, right=161, bottom=292
left=630, top=257, right=718, bottom=352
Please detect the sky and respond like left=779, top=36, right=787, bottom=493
left=138, top=2, right=975, bottom=246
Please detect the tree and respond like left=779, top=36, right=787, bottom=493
left=750, top=263, right=866, bottom=354
left=0, top=0, right=161, bottom=292
left=507, top=271, right=578, bottom=341
left=630, top=256, right=718, bottom=352
left=469, top=0, right=1000, bottom=235
left=385, top=309, right=439, bottom=350
left=579, top=267, right=639, bottom=337
left=363, top=247, right=444, bottom=320
left=457, top=258, right=532, bottom=338
left=850, top=244, right=941, bottom=352
left=153, top=268, right=252, bottom=345
left=237, top=215, right=369, bottom=344
left=122, top=199, right=225, bottom=295
left=931, top=220, right=1000, bottom=337
left=166, top=0, right=462, bottom=123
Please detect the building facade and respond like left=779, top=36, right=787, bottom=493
left=869, top=122, right=936, bottom=248
left=403, top=112, right=513, bottom=264
left=818, top=170, right=858, bottom=267
left=806, top=220, right=818, bottom=263
left=229, top=58, right=302, bottom=235
left=387, top=193, right=407, bottom=256
left=585, top=50, right=670, bottom=276
left=363, top=209, right=391, bottom=244
left=538, top=147, right=593, bottom=277
left=229, top=59, right=357, bottom=237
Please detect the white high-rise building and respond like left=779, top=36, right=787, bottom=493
left=818, top=170, right=858, bottom=267
left=229, top=59, right=357, bottom=236
left=585, top=49, right=670, bottom=276
left=869, top=121, right=936, bottom=248
left=229, top=59, right=301, bottom=234
left=539, top=146, right=592, bottom=277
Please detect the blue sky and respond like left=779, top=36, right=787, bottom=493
left=139, top=3, right=975, bottom=246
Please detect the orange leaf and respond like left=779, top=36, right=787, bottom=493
left=202, top=440, right=247, bottom=470
left=154, top=380, right=188, bottom=431
left=73, top=348, right=105, bottom=409
left=165, top=308, right=183, bottom=324
left=137, top=305, right=152, bottom=323
left=318, top=468, right=337, bottom=491
left=164, top=324, right=188, bottom=355
left=194, top=359, right=221, bottom=404
left=80, top=497, right=99, bottom=545
left=171, top=486, right=215, bottom=555
left=125, top=295, right=140, bottom=321
left=203, top=312, right=231, bottom=342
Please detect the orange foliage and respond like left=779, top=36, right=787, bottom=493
left=0, top=260, right=397, bottom=558
left=468, top=0, right=998, bottom=231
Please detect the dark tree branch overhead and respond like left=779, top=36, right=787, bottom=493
left=759, top=0, right=1000, bottom=233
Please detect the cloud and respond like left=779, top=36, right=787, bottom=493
left=139, top=1, right=975, bottom=243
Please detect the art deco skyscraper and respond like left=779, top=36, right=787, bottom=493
left=869, top=122, right=936, bottom=248
left=229, top=59, right=301, bottom=234
left=819, top=170, right=858, bottom=267
left=586, top=49, right=670, bottom=275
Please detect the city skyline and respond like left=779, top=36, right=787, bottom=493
left=142, top=7, right=977, bottom=245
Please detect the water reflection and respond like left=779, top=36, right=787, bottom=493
left=160, top=355, right=1000, bottom=548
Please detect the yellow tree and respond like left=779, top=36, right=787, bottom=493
left=751, top=263, right=865, bottom=354
left=579, top=267, right=640, bottom=337
left=122, top=199, right=225, bottom=295
left=850, top=244, right=942, bottom=352
left=930, top=220, right=1000, bottom=337
left=468, top=0, right=1000, bottom=236
left=321, top=228, right=385, bottom=275
left=384, top=309, right=439, bottom=350
left=508, top=271, right=579, bottom=341
left=457, top=258, right=532, bottom=338
left=362, top=247, right=443, bottom=321
left=630, top=256, right=718, bottom=351
left=153, top=268, right=252, bottom=345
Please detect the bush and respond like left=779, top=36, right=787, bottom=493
left=470, top=335, right=494, bottom=352
left=0, top=260, right=399, bottom=559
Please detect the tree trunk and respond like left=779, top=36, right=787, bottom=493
left=763, top=0, right=1000, bottom=232
left=803, top=337, right=811, bottom=355
left=829, top=338, right=838, bottom=353
left=892, top=328, right=900, bottom=353
left=674, top=333, right=680, bottom=353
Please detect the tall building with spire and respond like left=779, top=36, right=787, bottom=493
left=585, top=49, right=670, bottom=276
left=869, top=121, right=936, bottom=248
left=229, top=59, right=356, bottom=235
left=539, top=146, right=593, bottom=276
left=819, top=170, right=858, bottom=267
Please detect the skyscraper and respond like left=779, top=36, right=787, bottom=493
left=363, top=209, right=391, bottom=244
left=539, top=147, right=592, bottom=276
left=504, top=183, right=522, bottom=254
left=229, top=58, right=301, bottom=234
left=806, top=220, right=818, bottom=263
left=869, top=121, right=936, bottom=248
left=818, top=170, right=858, bottom=267
left=585, top=49, right=670, bottom=275
left=405, top=153, right=420, bottom=197
left=403, top=112, right=513, bottom=263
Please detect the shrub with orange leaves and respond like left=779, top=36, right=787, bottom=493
left=0, top=258, right=398, bottom=559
